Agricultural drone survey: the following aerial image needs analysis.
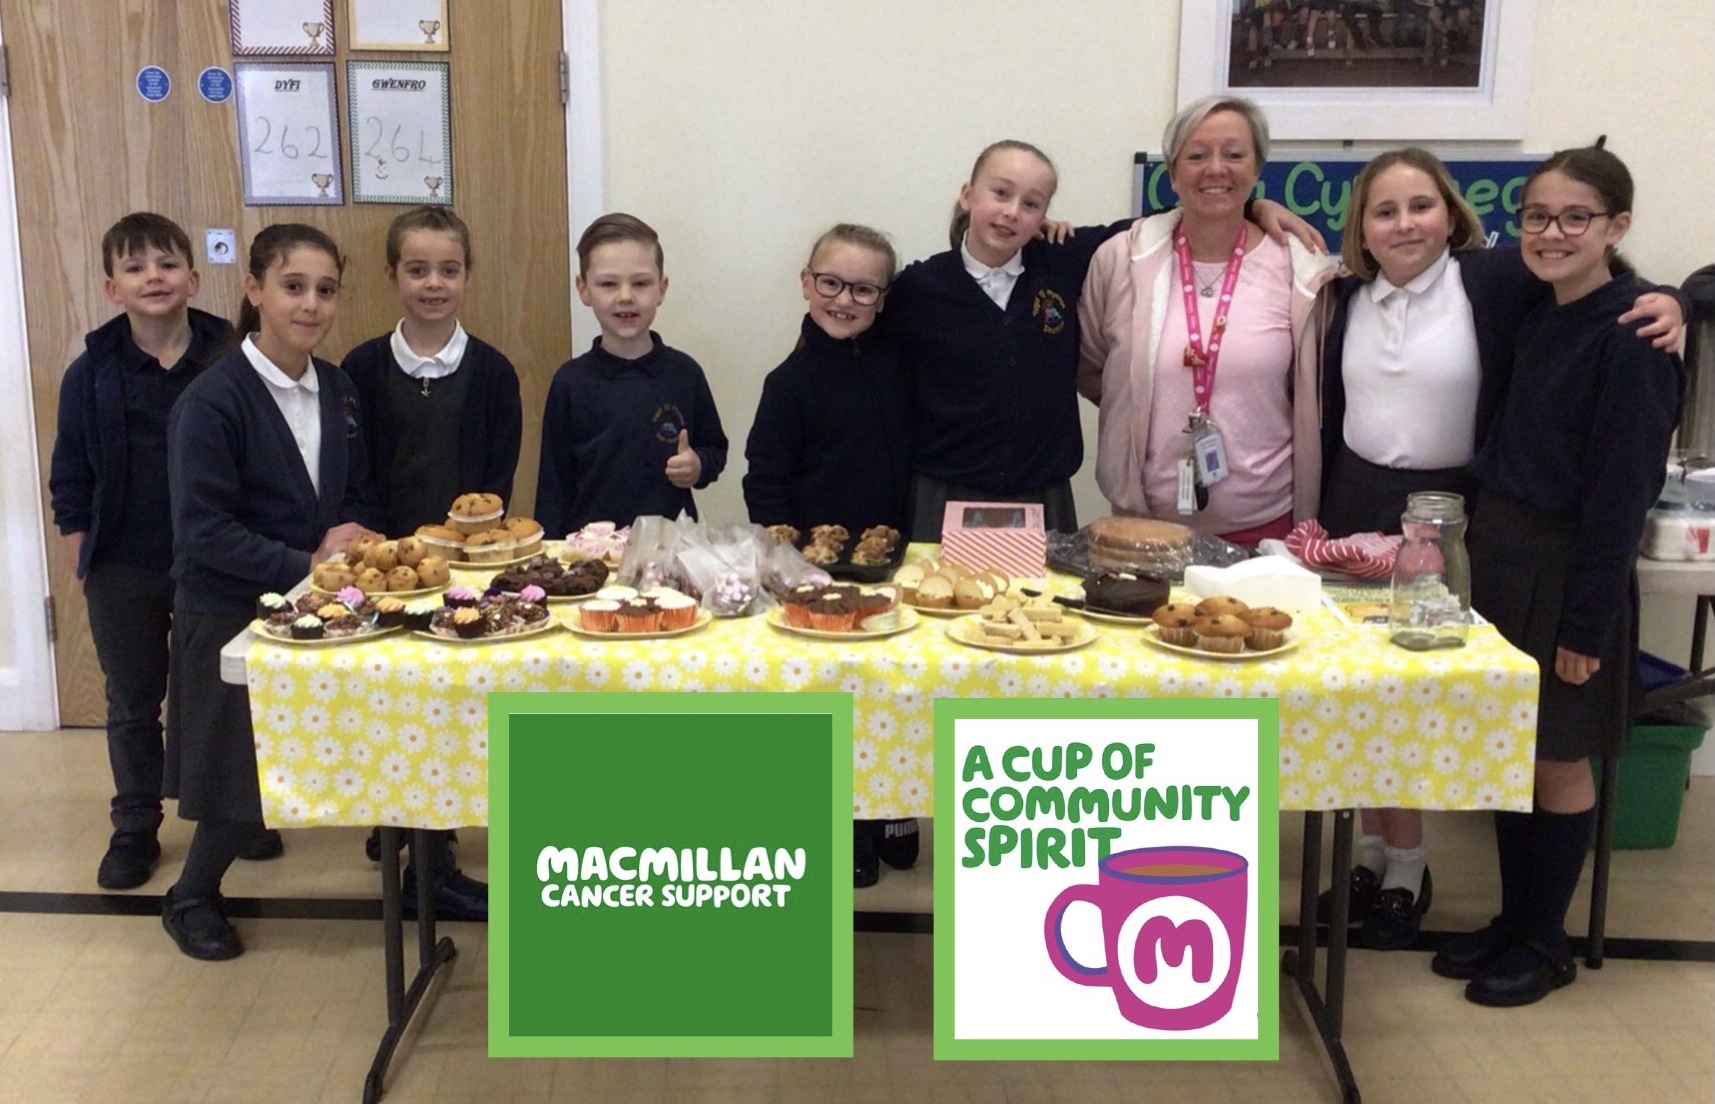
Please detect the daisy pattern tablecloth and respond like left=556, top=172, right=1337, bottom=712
left=244, top=591, right=1540, bottom=829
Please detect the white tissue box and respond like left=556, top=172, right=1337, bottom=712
left=1183, top=556, right=1324, bottom=614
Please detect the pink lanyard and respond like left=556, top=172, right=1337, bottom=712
left=1173, top=224, right=1248, bottom=414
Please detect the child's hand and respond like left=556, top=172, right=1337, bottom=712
left=1619, top=291, right=1684, bottom=351
left=1037, top=219, right=1075, bottom=244
left=1252, top=199, right=1327, bottom=254
left=665, top=429, right=701, bottom=488
left=313, top=522, right=369, bottom=565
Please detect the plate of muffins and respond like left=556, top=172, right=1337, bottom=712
left=766, top=585, right=918, bottom=640
left=1142, top=596, right=1297, bottom=659
left=565, top=586, right=712, bottom=639
left=252, top=589, right=400, bottom=646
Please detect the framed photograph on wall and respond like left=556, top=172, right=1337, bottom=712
left=234, top=62, right=343, bottom=205
left=347, top=61, right=453, bottom=204
left=1179, top=0, right=1537, bottom=140
left=229, top=0, right=335, bottom=57
left=347, top=0, right=450, bottom=52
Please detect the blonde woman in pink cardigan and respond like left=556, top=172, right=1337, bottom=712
left=1078, top=95, right=1338, bottom=545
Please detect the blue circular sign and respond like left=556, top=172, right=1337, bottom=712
left=197, top=66, right=232, bottom=104
left=136, top=65, right=170, bottom=103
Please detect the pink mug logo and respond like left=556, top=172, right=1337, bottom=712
left=1043, top=845, right=1248, bottom=1030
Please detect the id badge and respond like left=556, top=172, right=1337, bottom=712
left=1191, top=423, right=1230, bottom=486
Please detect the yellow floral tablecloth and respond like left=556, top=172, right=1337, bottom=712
left=244, top=572, right=1540, bottom=829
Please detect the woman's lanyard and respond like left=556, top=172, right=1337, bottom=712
left=1170, top=224, right=1247, bottom=511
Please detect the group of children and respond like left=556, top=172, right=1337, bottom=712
left=49, top=121, right=1685, bottom=990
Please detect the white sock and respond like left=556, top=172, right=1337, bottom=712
left=1381, top=844, right=1427, bottom=898
left=1358, top=834, right=1386, bottom=877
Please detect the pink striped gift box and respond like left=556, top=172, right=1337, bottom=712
left=941, top=501, right=1046, bottom=578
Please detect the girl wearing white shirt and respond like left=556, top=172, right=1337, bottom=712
left=1314, top=148, right=1683, bottom=951
left=161, top=224, right=376, bottom=960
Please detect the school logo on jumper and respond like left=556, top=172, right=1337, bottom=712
left=934, top=698, right=1278, bottom=1061
left=1032, top=288, right=1067, bottom=334
left=652, top=402, right=687, bottom=442
left=489, top=693, right=854, bottom=1058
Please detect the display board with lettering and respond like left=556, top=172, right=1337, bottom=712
left=347, top=61, right=452, bottom=205
left=234, top=62, right=343, bottom=206
left=1132, top=154, right=1542, bottom=253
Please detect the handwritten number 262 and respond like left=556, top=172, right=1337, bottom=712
left=250, top=118, right=325, bottom=160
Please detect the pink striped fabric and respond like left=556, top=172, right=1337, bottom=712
left=1283, top=520, right=1401, bottom=581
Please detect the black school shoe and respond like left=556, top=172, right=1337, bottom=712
left=401, top=864, right=488, bottom=922
left=1431, top=919, right=1515, bottom=980
left=1464, top=941, right=1577, bottom=1007
left=1361, top=867, right=1433, bottom=951
left=162, top=886, right=243, bottom=961
left=97, top=831, right=162, bottom=890
left=1314, top=865, right=1380, bottom=928
left=239, top=828, right=284, bottom=861
left=877, top=818, right=920, bottom=870
left=854, top=822, right=879, bottom=888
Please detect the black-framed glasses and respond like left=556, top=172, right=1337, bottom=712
left=809, top=271, right=887, bottom=306
left=1518, top=206, right=1611, bottom=236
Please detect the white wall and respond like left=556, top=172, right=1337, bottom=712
left=596, top=0, right=1715, bottom=527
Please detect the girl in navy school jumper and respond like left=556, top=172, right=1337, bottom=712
left=743, top=223, right=910, bottom=537
left=340, top=206, right=518, bottom=917
left=1311, top=148, right=1685, bottom=954
left=742, top=223, right=915, bottom=888
left=341, top=206, right=522, bottom=536
left=161, top=224, right=377, bottom=961
left=883, top=140, right=1319, bottom=539
left=1439, top=147, right=1683, bottom=1007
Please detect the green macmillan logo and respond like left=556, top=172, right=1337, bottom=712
left=535, top=843, right=807, bottom=911
left=491, top=696, right=853, bottom=1058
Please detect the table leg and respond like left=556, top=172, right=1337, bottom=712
left=363, top=827, right=459, bottom=1104
left=1282, top=809, right=1363, bottom=1104
left=1693, top=595, right=1711, bottom=673
left=1587, top=756, right=1619, bottom=968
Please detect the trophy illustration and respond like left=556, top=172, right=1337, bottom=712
left=419, top=19, right=441, bottom=44
left=424, top=176, right=443, bottom=199
left=302, top=21, right=324, bottom=47
left=311, top=173, right=333, bottom=198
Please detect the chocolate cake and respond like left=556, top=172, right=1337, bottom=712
left=1082, top=571, right=1171, bottom=617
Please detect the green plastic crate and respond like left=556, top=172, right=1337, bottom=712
left=1592, top=723, right=1708, bottom=850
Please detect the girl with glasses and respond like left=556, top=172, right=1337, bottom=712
left=1435, top=145, right=1684, bottom=1006
left=1313, top=148, right=1682, bottom=952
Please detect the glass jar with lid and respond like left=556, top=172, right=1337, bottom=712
left=1388, top=491, right=1471, bottom=650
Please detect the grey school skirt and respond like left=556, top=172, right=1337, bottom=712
left=164, top=610, right=266, bottom=823
left=1468, top=493, right=1635, bottom=762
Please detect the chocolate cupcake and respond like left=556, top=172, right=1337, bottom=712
left=614, top=598, right=660, bottom=633
left=403, top=598, right=439, bottom=632
left=256, top=592, right=290, bottom=621
left=451, top=607, right=487, bottom=639
left=373, top=596, right=406, bottom=628
left=290, top=614, right=325, bottom=641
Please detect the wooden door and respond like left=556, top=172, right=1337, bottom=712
left=7, top=0, right=571, bottom=724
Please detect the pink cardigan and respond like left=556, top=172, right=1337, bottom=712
left=1077, top=210, right=1336, bottom=523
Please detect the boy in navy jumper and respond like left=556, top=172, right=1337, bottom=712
left=537, top=213, right=727, bottom=534
left=48, top=212, right=231, bottom=890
